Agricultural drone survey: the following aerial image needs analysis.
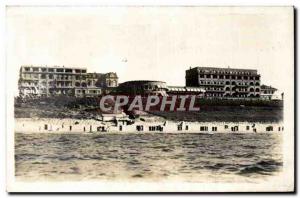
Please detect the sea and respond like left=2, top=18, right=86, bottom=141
left=15, top=133, right=283, bottom=182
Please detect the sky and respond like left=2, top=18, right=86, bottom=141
left=6, top=6, right=294, bottom=96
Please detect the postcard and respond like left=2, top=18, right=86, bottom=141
left=6, top=6, right=294, bottom=192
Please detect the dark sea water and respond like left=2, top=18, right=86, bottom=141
left=15, top=133, right=282, bottom=182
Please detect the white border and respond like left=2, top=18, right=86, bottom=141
left=1, top=0, right=298, bottom=195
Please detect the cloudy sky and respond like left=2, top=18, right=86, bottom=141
left=6, top=6, right=293, bottom=95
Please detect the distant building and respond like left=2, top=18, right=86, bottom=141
left=96, top=72, right=119, bottom=94
left=260, top=85, right=278, bottom=100
left=96, top=72, right=119, bottom=88
left=117, top=80, right=168, bottom=96
left=186, top=67, right=261, bottom=98
left=18, top=65, right=118, bottom=97
left=117, top=81, right=205, bottom=97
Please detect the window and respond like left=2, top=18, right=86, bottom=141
left=65, top=69, right=72, bottom=73
left=48, top=68, right=54, bottom=72
left=24, top=67, right=30, bottom=72
left=178, top=125, right=182, bottom=131
left=57, top=69, right=64, bottom=72
left=41, top=68, right=47, bottom=72
left=185, top=125, right=189, bottom=130
left=246, top=126, right=250, bottom=130
left=212, top=127, right=217, bottom=131
left=200, top=126, right=208, bottom=131
left=41, top=74, right=46, bottom=79
left=266, top=126, right=273, bottom=131
left=33, top=68, right=39, bottom=72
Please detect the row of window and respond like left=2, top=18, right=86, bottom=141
left=198, top=70, right=257, bottom=75
left=199, top=74, right=259, bottom=80
left=130, top=85, right=166, bottom=91
left=206, top=93, right=260, bottom=97
left=199, top=80, right=260, bottom=86
left=23, top=67, right=86, bottom=73
left=204, top=87, right=260, bottom=92
left=76, top=89, right=101, bottom=94
left=22, top=73, right=86, bottom=80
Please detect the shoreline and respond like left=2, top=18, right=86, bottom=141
left=15, top=118, right=284, bottom=134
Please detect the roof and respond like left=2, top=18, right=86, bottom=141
left=120, top=80, right=166, bottom=84
left=105, top=72, right=118, bottom=78
left=187, top=66, right=257, bottom=73
left=21, top=65, right=87, bottom=70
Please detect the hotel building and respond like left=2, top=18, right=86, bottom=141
left=18, top=65, right=118, bottom=97
left=186, top=67, right=261, bottom=98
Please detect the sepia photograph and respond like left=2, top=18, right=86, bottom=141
left=5, top=6, right=294, bottom=192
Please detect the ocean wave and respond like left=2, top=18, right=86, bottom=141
left=239, top=159, right=282, bottom=175
left=15, top=133, right=283, bottom=181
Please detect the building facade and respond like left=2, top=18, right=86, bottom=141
left=186, top=67, right=261, bottom=98
left=260, top=85, right=278, bottom=100
left=18, top=65, right=118, bottom=97
left=96, top=72, right=118, bottom=88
